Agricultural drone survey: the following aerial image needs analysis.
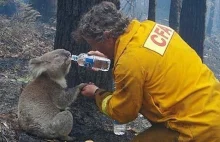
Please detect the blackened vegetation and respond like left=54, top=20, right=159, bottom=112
left=179, top=0, right=206, bottom=60
left=169, top=0, right=182, bottom=32
left=148, top=0, right=156, bottom=21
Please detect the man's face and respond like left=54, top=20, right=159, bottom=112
left=84, top=37, right=115, bottom=59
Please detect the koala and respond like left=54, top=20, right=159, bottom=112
left=18, top=49, right=85, bottom=141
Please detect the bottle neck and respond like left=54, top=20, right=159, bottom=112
left=71, top=55, right=78, bottom=61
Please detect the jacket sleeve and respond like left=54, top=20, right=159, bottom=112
left=95, top=55, right=145, bottom=123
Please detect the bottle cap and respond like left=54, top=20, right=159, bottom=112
left=71, top=55, right=78, bottom=61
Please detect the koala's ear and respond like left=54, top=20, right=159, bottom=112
left=29, top=57, right=46, bottom=79
left=29, top=57, right=42, bottom=65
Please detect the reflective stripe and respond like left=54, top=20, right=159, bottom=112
left=101, top=95, right=112, bottom=115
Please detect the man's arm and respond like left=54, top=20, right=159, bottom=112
left=95, top=56, right=145, bottom=123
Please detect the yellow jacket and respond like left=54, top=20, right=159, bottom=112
left=95, top=20, right=220, bottom=141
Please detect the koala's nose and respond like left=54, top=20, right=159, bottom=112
left=63, top=50, right=71, bottom=57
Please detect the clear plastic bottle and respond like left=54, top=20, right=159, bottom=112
left=127, top=114, right=152, bottom=134
left=139, top=114, right=152, bottom=130
left=113, top=120, right=126, bottom=135
left=71, top=53, right=111, bottom=71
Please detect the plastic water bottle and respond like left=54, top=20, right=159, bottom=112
left=71, top=53, right=111, bottom=71
left=139, top=114, right=152, bottom=130
left=113, top=120, right=126, bottom=135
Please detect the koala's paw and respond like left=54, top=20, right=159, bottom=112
left=77, top=83, right=87, bottom=90
left=72, top=83, right=87, bottom=97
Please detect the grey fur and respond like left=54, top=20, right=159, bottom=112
left=18, top=49, right=86, bottom=141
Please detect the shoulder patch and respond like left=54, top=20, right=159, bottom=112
left=144, top=24, right=174, bottom=55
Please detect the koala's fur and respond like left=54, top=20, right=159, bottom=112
left=18, top=49, right=85, bottom=141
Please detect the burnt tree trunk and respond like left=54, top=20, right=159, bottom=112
left=55, top=0, right=120, bottom=89
left=54, top=0, right=133, bottom=142
left=206, top=0, right=215, bottom=36
left=179, top=0, right=206, bottom=60
left=148, top=0, right=156, bottom=21
left=30, top=0, right=57, bottom=22
left=213, top=0, right=220, bottom=35
left=169, top=0, right=182, bottom=32
left=0, top=1, right=16, bottom=16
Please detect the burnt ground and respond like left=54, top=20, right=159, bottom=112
left=0, top=15, right=220, bottom=142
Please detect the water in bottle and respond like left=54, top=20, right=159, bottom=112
left=113, top=120, right=126, bottom=135
left=71, top=53, right=111, bottom=71
left=127, top=114, right=152, bottom=134
left=139, top=114, right=152, bottom=130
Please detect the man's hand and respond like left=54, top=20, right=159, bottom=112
left=81, top=83, right=99, bottom=98
left=88, top=50, right=107, bottom=58
left=87, top=51, right=108, bottom=71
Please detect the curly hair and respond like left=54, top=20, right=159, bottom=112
left=74, top=1, right=130, bottom=42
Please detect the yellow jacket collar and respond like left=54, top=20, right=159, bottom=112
left=114, top=20, right=141, bottom=67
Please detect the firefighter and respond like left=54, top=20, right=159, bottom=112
left=74, top=1, right=220, bottom=142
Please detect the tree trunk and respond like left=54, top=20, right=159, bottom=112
left=148, top=0, right=156, bottom=21
left=0, top=0, right=16, bottom=16
left=179, top=0, right=206, bottom=60
left=30, top=0, right=57, bottom=22
left=218, top=0, right=220, bottom=32
left=213, top=0, right=220, bottom=35
left=54, top=0, right=121, bottom=89
left=169, top=0, right=182, bottom=32
left=54, top=0, right=133, bottom=141
left=206, top=0, right=215, bottom=36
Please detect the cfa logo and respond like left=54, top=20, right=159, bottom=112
left=144, top=24, right=174, bottom=55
